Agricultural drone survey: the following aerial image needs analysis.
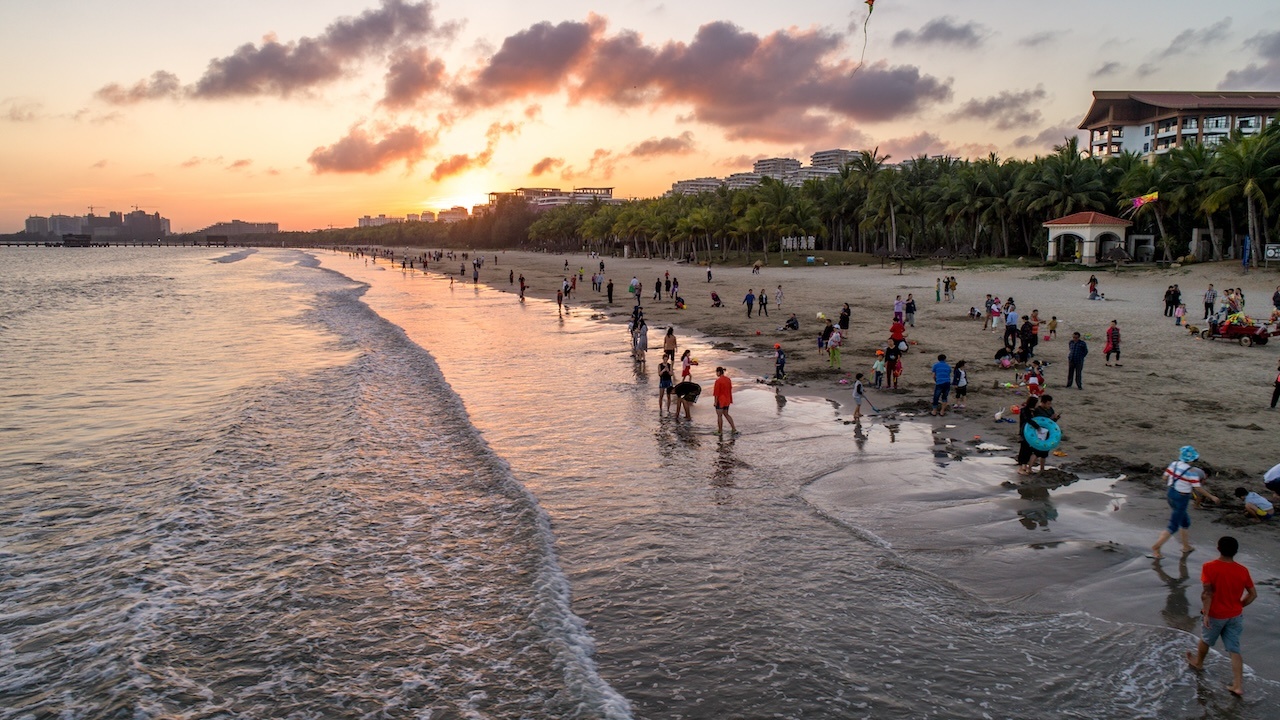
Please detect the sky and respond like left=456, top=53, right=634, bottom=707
left=2, top=0, right=1278, bottom=232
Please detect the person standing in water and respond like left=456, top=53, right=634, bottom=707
left=663, top=327, right=678, bottom=364
left=712, top=366, right=737, bottom=435
left=1152, top=445, right=1220, bottom=558
left=1186, top=535, right=1256, bottom=699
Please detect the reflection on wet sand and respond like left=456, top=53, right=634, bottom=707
left=1016, top=484, right=1061, bottom=529
left=1151, top=556, right=1197, bottom=633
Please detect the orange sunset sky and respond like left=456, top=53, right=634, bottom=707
left=2, top=0, right=1278, bottom=232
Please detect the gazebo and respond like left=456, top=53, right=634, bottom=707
left=1042, top=212, right=1132, bottom=266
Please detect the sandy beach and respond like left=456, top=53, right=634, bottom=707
left=461, top=252, right=1275, bottom=463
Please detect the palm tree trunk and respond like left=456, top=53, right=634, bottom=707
left=889, top=204, right=898, bottom=252
left=1155, top=211, right=1171, bottom=262
left=1206, top=215, right=1222, bottom=261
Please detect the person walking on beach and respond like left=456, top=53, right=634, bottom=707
left=1016, top=396, right=1040, bottom=475
left=680, top=349, right=693, bottom=381
left=518, top=274, right=526, bottom=300
left=1271, top=357, right=1280, bottom=410
left=936, top=278, right=942, bottom=304
left=658, top=361, right=675, bottom=414
left=1152, top=445, right=1220, bottom=558
left=930, top=354, right=951, bottom=416
left=893, top=295, right=905, bottom=323
left=981, top=294, right=995, bottom=331
left=775, top=285, right=783, bottom=310
left=1186, top=535, right=1256, bottom=698
left=633, top=321, right=649, bottom=364
left=758, top=288, right=769, bottom=317
left=1104, top=320, right=1122, bottom=366
left=1031, top=395, right=1059, bottom=473
left=952, top=360, right=968, bottom=408
left=707, top=264, right=713, bottom=283
left=828, top=325, right=843, bottom=369
left=839, top=303, right=852, bottom=332
left=1204, top=284, right=1218, bottom=320
left=851, top=373, right=867, bottom=420
left=905, top=294, right=917, bottom=327
left=1066, top=332, right=1088, bottom=389
left=742, top=289, right=756, bottom=318
left=654, top=278, right=662, bottom=301
left=606, top=279, right=614, bottom=304
left=556, top=288, right=564, bottom=317
left=774, top=343, right=786, bottom=380
left=712, top=366, right=737, bottom=435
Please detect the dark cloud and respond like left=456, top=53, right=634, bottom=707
left=1139, top=18, right=1232, bottom=75
left=429, top=121, right=519, bottom=181
left=1220, top=31, right=1280, bottom=90
left=892, top=18, right=987, bottom=49
left=452, top=16, right=606, bottom=107
left=879, top=132, right=948, bottom=160
left=308, top=124, right=436, bottom=173
left=1092, top=61, right=1124, bottom=77
left=629, top=131, right=695, bottom=157
left=95, top=71, right=181, bottom=105
left=382, top=47, right=445, bottom=108
left=563, top=22, right=952, bottom=142
left=1018, top=32, right=1055, bottom=48
left=947, top=86, right=1046, bottom=130
left=98, top=0, right=441, bottom=103
left=530, top=157, right=565, bottom=176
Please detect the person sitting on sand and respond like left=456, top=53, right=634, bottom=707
left=779, top=314, right=800, bottom=331
left=710, top=291, right=722, bottom=307
left=1234, top=487, right=1274, bottom=521
left=1152, top=446, right=1220, bottom=558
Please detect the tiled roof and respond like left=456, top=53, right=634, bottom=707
left=1042, top=212, right=1132, bottom=227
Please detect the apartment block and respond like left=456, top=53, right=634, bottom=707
left=1079, top=91, right=1280, bottom=158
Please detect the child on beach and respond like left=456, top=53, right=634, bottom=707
left=1048, top=316, right=1058, bottom=339
left=1174, top=303, right=1187, bottom=326
left=658, top=362, right=674, bottom=414
left=968, top=306, right=981, bottom=320
left=681, top=349, right=693, bottom=381
left=952, top=360, right=968, bottom=408
left=828, top=326, right=843, bottom=369
left=1234, top=487, right=1274, bottom=521
left=774, top=344, right=786, bottom=380
left=851, top=373, right=867, bottom=420
left=872, top=354, right=886, bottom=389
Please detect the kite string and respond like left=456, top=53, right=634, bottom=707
left=854, top=7, right=872, bottom=75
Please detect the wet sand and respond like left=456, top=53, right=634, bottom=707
left=373, top=248, right=1280, bottom=684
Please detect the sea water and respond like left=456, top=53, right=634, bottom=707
left=2, top=247, right=1274, bottom=719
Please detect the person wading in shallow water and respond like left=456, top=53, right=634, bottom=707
left=1186, top=535, right=1256, bottom=699
left=712, top=366, right=737, bottom=436
left=1151, top=445, right=1219, bottom=559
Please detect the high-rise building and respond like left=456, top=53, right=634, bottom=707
left=356, top=215, right=402, bottom=228
left=1079, top=91, right=1280, bottom=159
left=785, top=166, right=839, bottom=186
left=752, top=157, right=801, bottom=179
left=202, top=219, right=280, bottom=234
left=25, top=216, right=49, bottom=236
left=123, top=209, right=166, bottom=239
left=437, top=207, right=469, bottom=223
left=725, top=172, right=763, bottom=190
left=48, top=214, right=84, bottom=236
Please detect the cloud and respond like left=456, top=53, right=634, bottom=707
left=2, top=98, right=41, bottom=122
left=95, top=71, right=181, bottom=105
left=714, top=153, right=768, bottom=169
left=452, top=16, right=606, bottom=107
left=1092, top=61, right=1124, bottom=77
left=1220, top=31, right=1280, bottom=90
left=429, top=120, right=520, bottom=181
left=1139, top=18, right=1232, bottom=74
left=179, top=155, right=223, bottom=168
left=1018, top=32, right=1055, bottom=48
left=530, top=157, right=565, bottom=176
left=558, top=148, right=617, bottom=182
left=228, top=159, right=253, bottom=170
left=91, top=159, right=108, bottom=169
left=1011, top=122, right=1085, bottom=153
left=382, top=47, right=446, bottom=108
left=892, top=18, right=987, bottom=49
left=523, top=104, right=542, bottom=119
left=97, top=0, right=441, bottom=103
left=308, top=123, right=436, bottom=173
left=948, top=86, right=1047, bottom=130
left=628, top=131, right=696, bottom=157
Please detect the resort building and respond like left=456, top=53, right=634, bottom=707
left=752, top=157, right=801, bottom=179
left=203, top=219, right=280, bottom=235
left=810, top=149, right=857, bottom=170
left=785, top=166, right=840, bottom=186
left=725, top=172, right=763, bottom=190
left=487, top=187, right=620, bottom=211
left=1079, top=91, right=1280, bottom=159
left=436, top=207, right=470, bottom=223
left=667, top=177, right=724, bottom=196
left=357, top=215, right=402, bottom=228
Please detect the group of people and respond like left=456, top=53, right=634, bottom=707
left=935, top=276, right=958, bottom=302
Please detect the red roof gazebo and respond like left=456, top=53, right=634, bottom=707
left=1043, top=211, right=1131, bottom=265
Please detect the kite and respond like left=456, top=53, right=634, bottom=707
left=856, top=0, right=876, bottom=73
left=1132, top=192, right=1158, bottom=208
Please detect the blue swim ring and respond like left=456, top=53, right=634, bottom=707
left=1023, top=416, right=1062, bottom=452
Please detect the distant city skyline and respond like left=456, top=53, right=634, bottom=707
left=2, top=1, right=1277, bottom=231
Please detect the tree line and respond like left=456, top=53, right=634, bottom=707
left=274, top=123, right=1280, bottom=265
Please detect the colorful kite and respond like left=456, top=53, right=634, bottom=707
left=1132, top=192, right=1159, bottom=208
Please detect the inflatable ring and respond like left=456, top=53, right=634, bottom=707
left=1023, top=416, right=1062, bottom=452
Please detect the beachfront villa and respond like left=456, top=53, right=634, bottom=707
left=1079, top=90, right=1280, bottom=159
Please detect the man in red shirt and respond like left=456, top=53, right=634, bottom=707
left=1187, top=535, right=1257, bottom=698
left=712, top=366, right=737, bottom=436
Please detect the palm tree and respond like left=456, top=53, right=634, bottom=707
left=1204, top=126, right=1280, bottom=268
left=1020, top=137, right=1109, bottom=220
left=1163, top=141, right=1222, bottom=260
left=1116, top=160, right=1175, bottom=261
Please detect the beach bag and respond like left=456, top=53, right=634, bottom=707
left=897, top=340, right=908, bottom=352
left=1103, top=341, right=1113, bottom=354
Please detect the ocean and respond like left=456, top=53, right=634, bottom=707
left=1, top=246, right=1274, bottom=719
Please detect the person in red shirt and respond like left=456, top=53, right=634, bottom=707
left=1186, top=535, right=1257, bottom=698
left=712, top=366, right=737, bottom=436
